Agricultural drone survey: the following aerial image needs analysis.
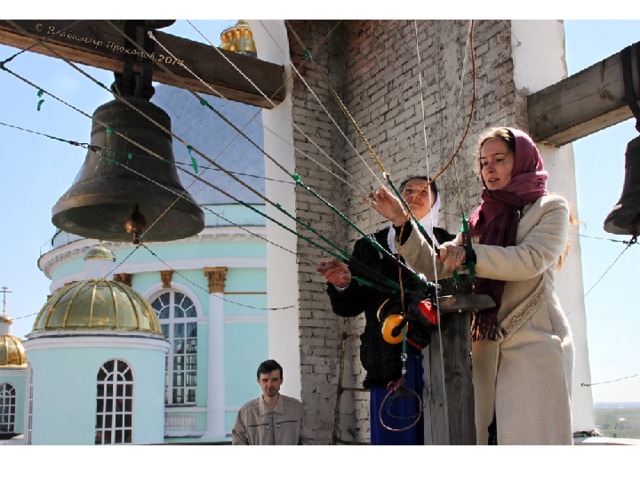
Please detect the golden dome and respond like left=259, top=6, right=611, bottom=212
left=31, top=279, right=162, bottom=335
left=84, top=244, right=116, bottom=262
left=0, top=334, right=27, bottom=367
left=219, top=20, right=257, bottom=57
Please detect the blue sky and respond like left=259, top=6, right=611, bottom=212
left=564, top=20, right=640, bottom=404
left=0, top=18, right=638, bottom=406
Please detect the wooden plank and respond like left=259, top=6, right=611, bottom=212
left=438, top=293, right=496, bottom=314
left=425, top=310, right=476, bottom=445
left=424, top=293, right=495, bottom=445
left=528, top=41, right=640, bottom=147
left=0, top=20, right=285, bottom=109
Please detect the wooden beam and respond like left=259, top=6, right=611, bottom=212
left=0, top=20, right=285, bottom=109
left=425, top=295, right=495, bottom=445
left=528, top=41, right=640, bottom=147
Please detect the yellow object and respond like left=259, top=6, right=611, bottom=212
left=219, top=20, right=257, bottom=57
left=0, top=334, right=27, bottom=367
left=31, top=279, right=162, bottom=335
left=381, top=313, right=407, bottom=344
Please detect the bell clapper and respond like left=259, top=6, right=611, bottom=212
left=124, top=204, right=147, bottom=245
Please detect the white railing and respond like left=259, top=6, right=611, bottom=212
left=164, top=413, right=197, bottom=431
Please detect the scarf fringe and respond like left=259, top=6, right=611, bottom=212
left=471, top=310, right=506, bottom=342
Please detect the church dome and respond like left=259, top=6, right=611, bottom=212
left=84, top=244, right=116, bottom=262
left=31, top=279, right=162, bottom=335
left=0, top=334, right=27, bottom=367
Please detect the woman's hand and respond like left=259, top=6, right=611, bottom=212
left=317, top=258, right=352, bottom=289
left=366, top=186, right=407, bottom=226
left=438, top=244, right=467, bottom=272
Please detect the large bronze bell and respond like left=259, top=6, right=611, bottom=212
left=603, top=135, right=640, bottom=236
left=52, top=96, right=204, bottom=243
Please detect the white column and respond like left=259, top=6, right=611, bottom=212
left=203, top=267, right=228, bottom=439
left=251, top=20, right=302, bottom=399
left=511, top=20, right=595, bottom=431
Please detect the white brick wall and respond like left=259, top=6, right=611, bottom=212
left=288, top=20, right=520, bottom=444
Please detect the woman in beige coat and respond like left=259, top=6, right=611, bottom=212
left=370, top=127, right=574, bottom=445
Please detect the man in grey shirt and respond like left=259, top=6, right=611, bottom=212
left=232, top=359, right=312, bottom=445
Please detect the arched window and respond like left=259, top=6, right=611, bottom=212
left=0, top=383, right=16, bottom=438
left=151, top=291, right=198, bottom=405
left=95, top=359, right=133, bottom=445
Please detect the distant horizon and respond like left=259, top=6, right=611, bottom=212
left=594, top=401, right=640, bottom=408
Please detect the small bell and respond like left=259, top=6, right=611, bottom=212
left=603, top=135, right=640, bottom=237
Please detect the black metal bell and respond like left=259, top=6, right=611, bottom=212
left=603, top=135, right=640, bottom=236
left=52, top=96, right=204, bottom=243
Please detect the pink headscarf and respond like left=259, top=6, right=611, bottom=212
left=468, top=128, right=548, bottom=340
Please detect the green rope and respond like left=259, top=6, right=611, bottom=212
left=186, top=145, right=199, bottom=173
left=293, top=172, right=422, bottom=290
left=452, top=212, right=475, bottom=286
left=461, top=212, right=475, bottom=282
left=36, top=89, right=45, bottom=111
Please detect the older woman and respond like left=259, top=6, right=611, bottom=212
left=370, top=127, right=574, bottom=445
left=317, top=175, right=454, bottom=445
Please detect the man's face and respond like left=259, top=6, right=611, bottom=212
left=258, top=370, right=283, bottom=398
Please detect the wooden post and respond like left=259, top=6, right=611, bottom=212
left=423, top=294, right=495, bottom=445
